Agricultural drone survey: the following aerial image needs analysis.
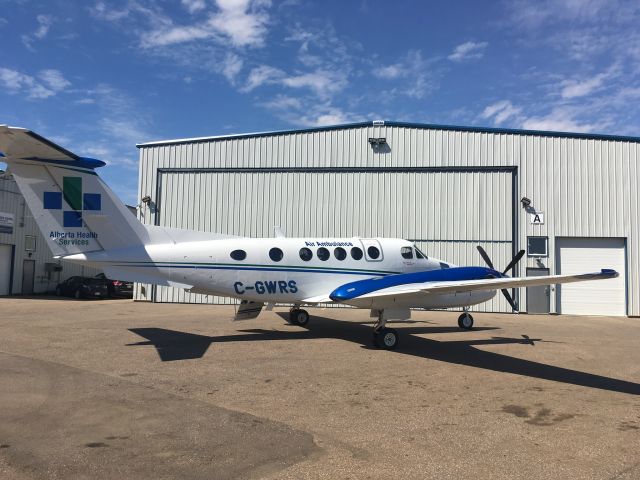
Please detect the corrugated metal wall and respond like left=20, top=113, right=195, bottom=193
left=0, top=176, right=101, bottom=294
left=136, top=125, right=640, bottom=315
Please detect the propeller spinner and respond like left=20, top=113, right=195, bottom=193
left=476, top=246, right=526, bottom=311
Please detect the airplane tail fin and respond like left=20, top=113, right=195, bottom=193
left=0, top=125, right=150, bottom=257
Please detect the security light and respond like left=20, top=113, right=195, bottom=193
left=141, top=195, right=152, bottom=205
left=520, top=197, right=532, bottom=207
left=368, top=137, right=387, bottom=146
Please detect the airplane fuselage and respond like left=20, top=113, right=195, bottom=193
left=68, top=236, right=497, bottom=309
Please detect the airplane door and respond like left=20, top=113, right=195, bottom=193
left=360, top=239, right=384, bottom=262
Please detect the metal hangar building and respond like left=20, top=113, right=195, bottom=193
left=134, top=120, right=640, bottom=316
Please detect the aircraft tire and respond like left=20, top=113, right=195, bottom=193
left=373, top=327, right=399, bottom=350
left=458, top=313, right=474, bottom=330
left=291, top=309, right=310, bottom=326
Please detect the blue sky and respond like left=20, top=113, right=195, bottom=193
left=1, top=0, right=639, bottom=203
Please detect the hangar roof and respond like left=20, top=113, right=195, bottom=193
left=137, top=120, right=640, bottom=148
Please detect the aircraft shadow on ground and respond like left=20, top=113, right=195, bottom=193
left=127, top=313, right=640, bottom=395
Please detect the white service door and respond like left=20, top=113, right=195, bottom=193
left=0, top=244, right=12, bottom=295
left=556, top=237, right=626, bottom=316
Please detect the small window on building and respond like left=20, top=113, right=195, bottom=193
left=25, top=235, right=36, bottom=252
left=439, top=262, right=450, bottom=269
left=317, top=247, right=330, bottom=261
left=230, top=249, right=246, bottom=261
left=269, top=247, right=284, bottom=262
left=527, top=236, right=548, bottom=257
left=334, top=247, right=347, bottom=260
left=367, top=246, right=380, bottom=259
left=401, top=246, right=413, bottom=259
left=299, top=247, right=313, bottom=261
left=351, top=247, right=363, bottom=260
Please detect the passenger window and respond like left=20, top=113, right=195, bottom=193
left=439, top=262, right=450, bottom=269
left=317, top=247, right=330, bottom=261
left=334, top=247, right=347, bottom=260
left=299, top=247, right=313, bottom=261
left=367, top=246, right=380, bottom=259
left=401, top=247, right=413, bottom=259
left=230, top=250, right=247, bottom=261
left=351, top=247, right=363, bottom=260
left=269, top=247, right=284, bottom=262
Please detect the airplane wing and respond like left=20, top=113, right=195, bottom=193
left=329, top=269, right=618, bottom=303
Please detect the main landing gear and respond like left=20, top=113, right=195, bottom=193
left=458, top=309, right=474, bottom=330
left=288, top=307, right=310, bottom=326
left=372, top=312, right=399, bottom=350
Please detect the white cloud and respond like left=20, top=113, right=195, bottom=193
left=262, top=96, right=357, bottom=127
left=560, top=72, right=610, bottom=99
left=521, top=108, right=600, bottom=133
left=34, top=14, right=53, bottom=38
left=39, top=69, right=71, bottom=91
left=372, top=50, right=435, bottom=99
left=0, top=67, right=69, bottom=99
left=221, top=53, right=243, bottom=83
left=22, top=14, right=54, bottom=50
left=241, top=65, right=284, bottom=91
left=481, top=100, right=522, bottom=125
left=281, top=69, right=346, bottom=97
left=448, top=41, right=488, bottom=62
left=508, top=0, right=611, bottom=29
left=209, top=0, right=270, bottom=47
left=139, top=0, right=271, bottom=49
left=374, top=64, right=403, bottom=80
left=90, top=2, right=131, bottom=22
left=182, top=0, right=207, bottom=13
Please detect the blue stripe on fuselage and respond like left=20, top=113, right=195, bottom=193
left=329, top=266, right=503, bottom=301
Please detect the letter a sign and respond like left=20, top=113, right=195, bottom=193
left=530, top=212, right=544, bottom=225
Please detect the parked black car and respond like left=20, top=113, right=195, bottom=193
left=95, top=273, right=134, bottom=298
left=55, top=276, right=109, bottom=299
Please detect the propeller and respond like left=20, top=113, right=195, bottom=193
left=476, top=246, right=526, bottom=311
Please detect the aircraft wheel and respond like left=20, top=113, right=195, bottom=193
left=290, top=308, right=309, bottom=326
left=373, top=327, right=399, bottom=350
left=458, top=312, right=474, bottom=330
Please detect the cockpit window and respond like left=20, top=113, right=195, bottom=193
left=439, top=262, right=450, bottom=269
left=414, top=246, right=427, bottom=259
left=401, top=246, right=413, bottom=259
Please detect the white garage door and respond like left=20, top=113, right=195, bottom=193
left=0, top=244, right=12, bottom=295
left=556, top=237, right=626, bottom=316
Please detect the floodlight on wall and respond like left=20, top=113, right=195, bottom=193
left=141, top=195, right=152, bottom=205
left=520, top=197, right=532, bottom=208
left=368, top=137, right=387, bottom=146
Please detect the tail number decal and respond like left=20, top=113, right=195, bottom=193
left=234, top=280, right=298, bottom=295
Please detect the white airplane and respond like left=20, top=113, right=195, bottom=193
left=0, top=125, right=619, bottom=350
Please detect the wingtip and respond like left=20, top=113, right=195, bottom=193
left=601, top=269, right=619, bottom=277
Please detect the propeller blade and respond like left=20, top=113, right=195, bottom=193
left=501, top=289, right=518, bottom=311
left=502, top=249, right=526, bottom=275
left=476, top=245, right=494, bottom=269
